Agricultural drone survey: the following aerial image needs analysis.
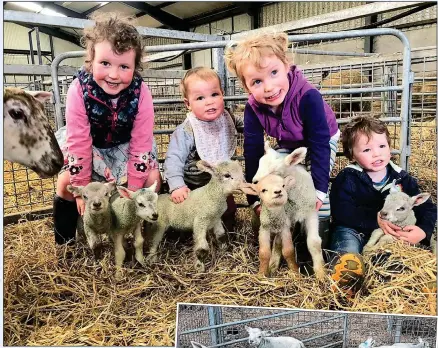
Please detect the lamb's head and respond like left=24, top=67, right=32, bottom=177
left=252, top=141, right=307, bottom=183
left=240, top=174, right=295, bottom=208
left=117, top=181, right=159, bottom=222
left=358, top=337, right=375, bottom=348
left=3, top=87, right=64, bottom=178
left=197, top=160, right=244, bottom=195
left=68, top=182, right=116, bottom=214
left=380, top=180, right=430, bottom=224
left=245, top=326, right=273, bottom=347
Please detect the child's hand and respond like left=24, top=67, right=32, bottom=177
left=253, top=204, right=262, bottom=217
left=315, top=199, right=323, bottom=211
left=171, top=186, right=191, bottom=204
left=76, top=197, right=85, bottom=216
left=397, top=225, right=426, bottom=244
left=377, top=212, right=402, bottom=237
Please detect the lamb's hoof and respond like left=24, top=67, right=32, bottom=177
left=145, top=254, right=158, bottom=265
left=135, top=256, right=146, bottom=267
left=195, top=260, right=205, bottom=273
left=216, top=234, right=228, bottom=248
left=314, top=267, right=326, bottom=280
left=115, top=269, right=124, bottom=281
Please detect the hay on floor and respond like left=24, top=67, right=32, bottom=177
left=4, top=209, right=437, bottom=346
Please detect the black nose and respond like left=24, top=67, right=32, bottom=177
left=253, top=180, right=258, bottom=184
left=93, top=202, right=102, bottom=208
left=274, top=190, right=282, bottom=194
left=152, top=213, right=158, bottom=220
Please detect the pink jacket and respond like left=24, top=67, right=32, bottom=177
left=65, top=78, right=155, bottom=190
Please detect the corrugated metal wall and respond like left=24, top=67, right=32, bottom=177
left=381, top=4, right=437, bottom=27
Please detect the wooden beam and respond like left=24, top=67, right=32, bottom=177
left=232, top=1, right=428, bottom=39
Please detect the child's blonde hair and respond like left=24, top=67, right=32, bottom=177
left=180, top=67, right=223, bottom=99
left=82, top=12, right=144, bottom=73
left=225, top=31, right=290, bottom=90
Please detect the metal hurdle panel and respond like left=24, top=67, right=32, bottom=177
left=176, top=305, right=437, bottom=348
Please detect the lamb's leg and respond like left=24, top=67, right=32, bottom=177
left=133, top=222, right=145, bottom=266
left=213, top=219, right=227, bottom=249
left=113, top=232, right=126, bottom=280
left=145, top=222, right=167, bottom=265
left=363, top=228, right=385, bottom=254
left=84, top=227, right=102, bottom=259
left=193, top=219, right=210, bottom=273
left=269, top=234, right=282, bottom=275
left=281, top=224, right=299, bottom=273
left=258, top=228, right=271, bottom=277
left=303, top=211, right=326, bottom=280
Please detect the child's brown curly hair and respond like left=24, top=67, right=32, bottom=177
left=81, top=12, right=144, bottom=73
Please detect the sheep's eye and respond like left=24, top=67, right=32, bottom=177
left=139, top=203, right=145, bottom=207
left=397, top=207, right=405, bottom=211
left=262, top=189, right=267, bottom=193
left=224, top=173, right=232, bottom=178
left=83, top=195, right=88, bottom=200
left=104, top=192, right=109, bottom=196
left=9, top=108, right=26, bottom=120
left=282, top=185, right=285, bottom=188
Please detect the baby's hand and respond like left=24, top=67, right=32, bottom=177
left=397, top=225, right=426, bottom=244
left=171, top=186, right=191, bottom=204
left=76, top=197, right=85, bottom=216
left=315, top=199, right=323, bottom=211
left=377, top=212, right=402, bottom=237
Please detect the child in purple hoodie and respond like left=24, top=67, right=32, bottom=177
left=225, top=31, right=340, bottom=274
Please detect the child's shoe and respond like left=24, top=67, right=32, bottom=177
left=330, top=252, right=365, bottom=298
left=53, top=195, right=78, bottom=245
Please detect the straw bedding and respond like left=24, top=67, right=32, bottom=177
left=4, top=207, right=436, bottom=346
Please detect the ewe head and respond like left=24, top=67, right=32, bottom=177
left=252, top=141, right=307, bottom=183
left=117, top=181, right=159, bottom=222
left=245, top=326, right=273, bottom=347
left=3, top=87, right=64, bottom=178
left=197, top=160, right=244, bottom=195
left=68, top=182, right=116, bottom=214
left=240, top=174, right=295, bottom=208
left=380, top=180, right=430, bottom=224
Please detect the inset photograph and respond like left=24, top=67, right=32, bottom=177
left=176, top=304, right=437, bottom=348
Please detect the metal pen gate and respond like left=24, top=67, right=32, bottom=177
left=175, top=305, right=437, bottom=348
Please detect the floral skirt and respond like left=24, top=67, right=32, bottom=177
left=55, top=126, right=159, bottom=185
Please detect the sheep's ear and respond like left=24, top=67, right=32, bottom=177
left=27, top=90, right=52, bottom=103
left=411, top=193, right=430, bottom=207
left=389, top=179, right=399, bottom=194
left=117, top=186, right=135, bottom=199
left=147, top=180, right=158, bottom=193
left=67, top=185, right=82, bottom=196
left=239, top=183, right=258, bottom=196
left=283, top=175, right=295, bottom=190
left=285, top=147, right=307, bottom=166
left=263, top=330, right=273, bottom=337
left=105, top=182, right=116, bottom=194
left=197, top=160, right=215, bottom=175
left=245, top=326, right=252, bottom=332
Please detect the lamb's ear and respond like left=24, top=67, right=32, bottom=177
left=67, top=185, right=83, bottom=197
left=147, top=180, right=158, bottom=192
left=117, top=186, right=135, bottom=199
left=245, top=326, right=252, bottom=333
left=285, top=147, right=307, bottom=166
left=389, top=179, right=399, bottom=194
left=105, top=182, right=117, bottom=194
left=263, top=330, right=273, bottom=337
left=197, top=160, right=215, bottom=175
left=411, top=193, right=430, bottom=207
left=27, top=90, right=52, bottom=103
left=239, top=183, right=258, bottom=196
left=283, top=175, right=295, bottom=190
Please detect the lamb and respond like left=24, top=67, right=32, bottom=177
left=4, top=87, right=64, bottom=177
left=359, top=337, right=428, bottom=348
left=252, top=141, right=326, bottom=279
left=363, top=180, right=430, bottom=254
left=67, top=182, right=116, bottom=257
left=110, top=181, right=159, bottom=278
left=240, top=174, right=297, bottom=276
left=145, top=160, right=244, bottom=272
left=246, top=326, right=305, bottom=348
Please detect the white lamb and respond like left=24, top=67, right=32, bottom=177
left=240, top=174, right=297, bottom=276
left=363, top=180, right=430, bottom=254
left=252, top=141, right=325, bottom=279
left=67, top=182, right=116, bottom=257
left=246, top=326, right=305, bottom=348
left=359, top=337, right=428, bottom=348
left=145, top=160, right=244, bottom=272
